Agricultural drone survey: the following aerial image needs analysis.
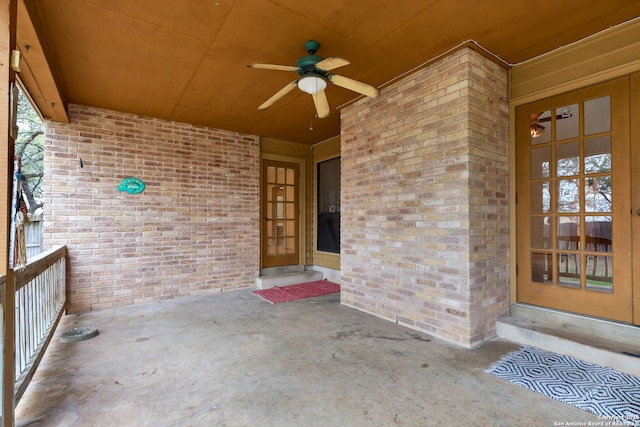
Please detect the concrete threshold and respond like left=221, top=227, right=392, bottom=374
left=255, top=269, right=323, bottom=289
left=497, top=304, right=640, bottom=377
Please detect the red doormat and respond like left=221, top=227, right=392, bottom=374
left=252, top=280, right=340, bottom=304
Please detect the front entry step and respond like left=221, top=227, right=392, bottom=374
left=256, top=270, right=323, bottom=290
left=497, top=304, right=640, bottom=377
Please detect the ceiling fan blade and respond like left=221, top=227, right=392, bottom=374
left=312, top=90, right=330, bottom=118
left=247, top=63, right=299, bottom=72
left=258, top=81, right=298, bottom=110
left=315, top=56, right=350, bottom=71
left=329, top=74, right=379, bottom=98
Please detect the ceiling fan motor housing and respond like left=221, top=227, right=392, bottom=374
left=296, top=40, right=326, bottom=77
left=296, top=55, right=324, bottom=73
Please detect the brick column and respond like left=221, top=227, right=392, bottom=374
left=340, top=48, right=509, bottom=348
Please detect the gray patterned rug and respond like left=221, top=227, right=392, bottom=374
left=485, top=346, right=640, bottom=426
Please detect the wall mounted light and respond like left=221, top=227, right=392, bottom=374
left=11, top=49, right=21, bottom=72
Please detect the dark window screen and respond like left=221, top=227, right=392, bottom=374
left=317, top=157, right=340, bottom=253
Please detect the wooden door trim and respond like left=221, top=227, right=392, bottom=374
left=631, top=72, right=640, bottom=325
left=260, top=154, right=305, bottom=268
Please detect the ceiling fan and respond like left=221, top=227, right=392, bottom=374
left=248, top=40, right=379, bottom=118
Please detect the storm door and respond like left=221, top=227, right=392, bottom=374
left=516, top=76, right=637, bottom=324
left=261, top=160, right=299, bottom=267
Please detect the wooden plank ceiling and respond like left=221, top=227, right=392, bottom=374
left=16, top=0, right=640, bottom=144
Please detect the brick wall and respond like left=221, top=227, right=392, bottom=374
left=43, top=105, right=260, bottom=312
left=340, top=48, right=509, bottom=348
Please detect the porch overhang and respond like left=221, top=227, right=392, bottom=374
left=16, top=0, right=68, bottom=123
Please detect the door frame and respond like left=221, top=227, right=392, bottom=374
left=313, top=152, right=341, bottom=271
left=514, top=77, right=634, bottom=323
left=631, top=73, right=640, bottom=321
left=260, top=153, right=306, bottom=269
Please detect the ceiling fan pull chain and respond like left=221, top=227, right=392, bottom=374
left=309, top=107, right=314, bottom=131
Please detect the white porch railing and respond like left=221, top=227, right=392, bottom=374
left=9, top=245, right=67, bottom=403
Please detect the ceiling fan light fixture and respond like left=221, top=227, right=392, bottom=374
left=297, top=75, right=327, bottom=94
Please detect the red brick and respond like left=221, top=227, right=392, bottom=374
left=43, top=105, right=260, bottom=312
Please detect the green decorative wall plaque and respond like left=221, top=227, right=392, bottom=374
left=118, top=177, right=145, bottom=194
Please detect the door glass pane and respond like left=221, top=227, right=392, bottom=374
left=557, top=217, right=580, bottom=250
left=266, top=184, right=275, bottom=202
left=586, top=215, right=613, bottom=293
left=286, top=185, right=295, bottom=202
left=556, top=141, right=580, bottom=176
left=585, top=176, right=612, bottom=213
left=558, top=253, right=581, bottom=288
left=530, top=181, right=551, bottom=214
left=276, top=168, right=285, bottom=184
left=585, top=217, right=612, bottom=252
left=584, top=96, right=610, bottom=135
left=286, top=168, right=294, bottom=185
left=531, top=217, right=551, bottom=248
left=267, top=239, right=276, bottom=255
left=531, top=146, right=551, bottom=179
left=555, top=103, right=579, bottom=140
left=557, top=179, right=580, bottom=213
left=286, top=203, right=295, bottom=219
left=531, top=252, right=552, bottom=284
left=276, top=192, right=284, bottom=219
left=266, top=201, right=273, bottom=220
left=530, top=110, right=551, bottom=144
left=584, top=137, right=611, bottom=174
left=286, top=237, right=296, bottom=254
left=586, top=255, right=613, bottom=293
left=286, top=220, right=295, bottom=236
left=267, top=166, right=275, bottom=182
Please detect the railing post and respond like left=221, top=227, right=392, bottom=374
left=1, top=0, right=18, bottom=425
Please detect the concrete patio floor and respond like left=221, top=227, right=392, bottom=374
left=16, top=289, right=602, bottom=426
